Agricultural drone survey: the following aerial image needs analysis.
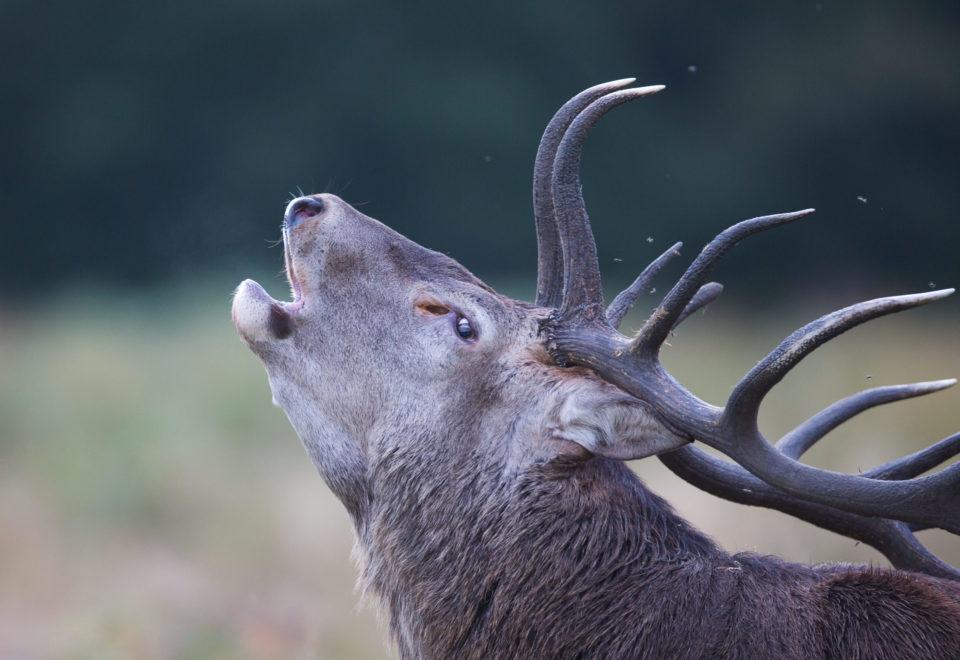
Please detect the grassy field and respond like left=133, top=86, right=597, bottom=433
left=2, top=282, right=959, bottom=659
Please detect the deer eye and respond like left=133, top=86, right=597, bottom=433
left=455, top=315, right=475, bottom=340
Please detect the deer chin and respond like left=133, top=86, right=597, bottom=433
left=232, top=279, right=296, bottom=343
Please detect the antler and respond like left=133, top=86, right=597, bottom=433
left=533, top=78, right=638, bottom=308
left=533, top=80, right=960, bottom=579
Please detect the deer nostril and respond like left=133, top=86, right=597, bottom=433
left=284, top=196, right=325, bottom=228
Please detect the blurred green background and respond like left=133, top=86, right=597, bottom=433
left=1, top=1, right=958, bottom=658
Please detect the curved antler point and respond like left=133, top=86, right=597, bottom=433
left=635, top=84, right=666, bottom=95
left=913, top=288, right=954, bottom=303
left=908, top=378, right=958, bottom=394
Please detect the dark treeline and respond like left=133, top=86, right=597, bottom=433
left=2, top=1, right=958, bottom=300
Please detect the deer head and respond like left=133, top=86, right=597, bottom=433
left=232, top=78, right=960, bottom=592
left=232, top=173, right=684, bottom=524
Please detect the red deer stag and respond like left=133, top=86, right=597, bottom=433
left=232, top=79, right=960, bottom=658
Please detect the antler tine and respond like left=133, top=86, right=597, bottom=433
left=673, top=282, right=724, bottom=328
left=777, top=380, right=957, bottom=460
left=606, top=241, right=683, bottom=328
left=552, top=85, right=665, bottom=320
left=534, top=79, right=637, bottom=308
left=866, top=430, right=960, bottom=480
left=726, top=289, right=955, bottom=424
left=631, top=209, right=815, bottom=355
left=658, top=446, right=960, bottom=580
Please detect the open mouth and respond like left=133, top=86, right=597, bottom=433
left=278, top=195, right=328, bottom=313
left=282, top=224, right=305, bottom=313
left=233, top=197, right=321, bottom=342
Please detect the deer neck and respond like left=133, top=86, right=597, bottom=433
left=357, top=427, right=725, bottom=657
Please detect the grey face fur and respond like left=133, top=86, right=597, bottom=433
left=232, top=194, right=683, bottom=523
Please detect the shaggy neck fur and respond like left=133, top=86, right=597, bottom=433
left=353, top=425, right=960, bottom=660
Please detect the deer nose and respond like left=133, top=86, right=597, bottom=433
left=284, top=196, right=326, bottom=228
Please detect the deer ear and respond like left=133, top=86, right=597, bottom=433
left=550, top=378, right=689, bottom=461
